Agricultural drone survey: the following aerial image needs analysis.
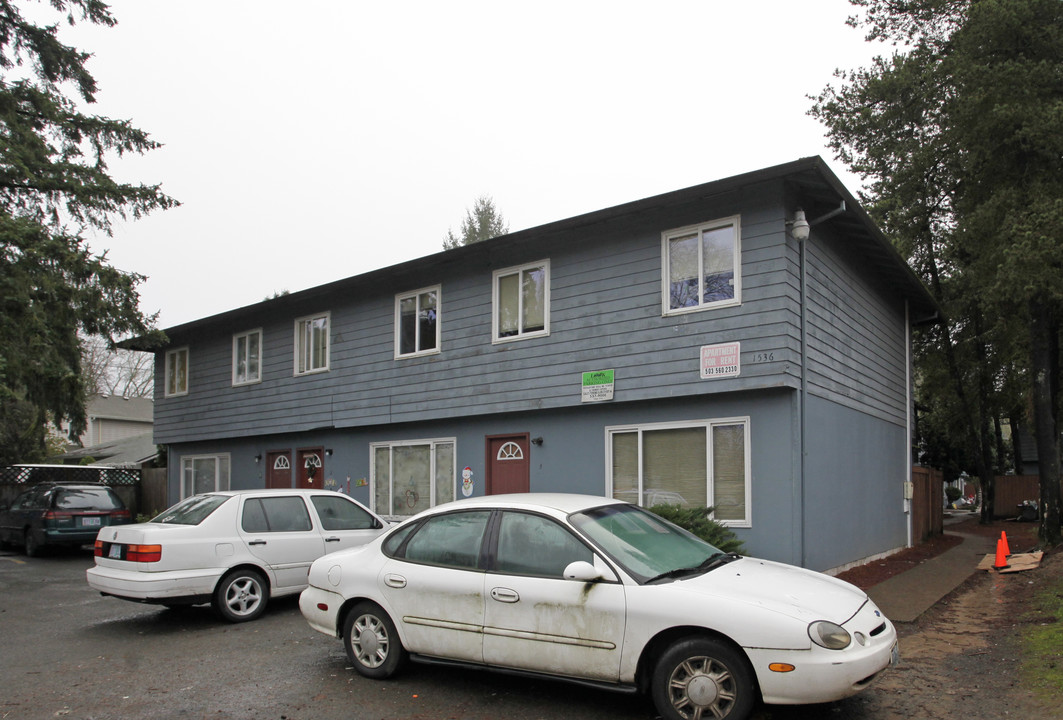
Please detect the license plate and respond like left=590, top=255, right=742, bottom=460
left=82, top=516, right=101, bottom=527
left=890, top=642, right=900, bottom=666
left=108, top=544, right=123, bottom=559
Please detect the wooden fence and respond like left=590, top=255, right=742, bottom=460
left=992, top=475, right=1040, bottom=519
left=911, top=465, right=944, bottom=542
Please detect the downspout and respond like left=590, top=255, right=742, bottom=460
left=799, top=226, right=808, bottom=568
left=788, top=202, right=845, bottom=568
left=905, top=301, right=913, bottom=548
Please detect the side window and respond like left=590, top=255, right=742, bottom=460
left=311, top=496, right=378, bottom=531
left=242, top=498, right=269, bottom=533
left=495, top=512, right=593, bottom=578
left=241, top=497, right=313, bottom=533
left=402, top=511, right=490, bottom=570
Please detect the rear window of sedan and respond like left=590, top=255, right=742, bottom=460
left=54, top=487, right=124, bottom=510
left=153, top=495, right=230, bottom=525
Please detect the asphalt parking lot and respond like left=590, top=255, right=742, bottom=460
left=0, top=548, right=657, bottom=720
left=0, top=548, right=893, bottom=720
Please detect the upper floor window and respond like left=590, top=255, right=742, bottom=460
left=493, top=260, right=549, bottom=342
left=662, top=217, right=740, bottom=314
left=232, top=329, right=262, bottom=386
left=294, top=312, right=329, bottom=376
left=165, top=347, right=189, bottom=397
left=395, top=286, right=440, bottom=358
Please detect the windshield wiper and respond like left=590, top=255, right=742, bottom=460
left=645, top=553, right=741, bottom=584
left=698, top=552, right=741, bottom=572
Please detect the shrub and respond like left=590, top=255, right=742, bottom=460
left=649, top=504, right=745, bottom=555
left=945, top=486, right=962, bottom=504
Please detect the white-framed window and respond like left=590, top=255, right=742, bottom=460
left=371, top=438, right=455, bottom=518
left=232, top=329, right=262, bottom=386
left=395, top=286, right=440, bottom=358
left=662, top=216, right=741, bottom=314
left=492, top=260, right=549, bottom=342
left=180, top=454, right=231, bottom=498
left=164, top=347, right=189, bottom=397
left=606, top=418, right=751, bottom=527
left=294, top=312, right=329, bottom=376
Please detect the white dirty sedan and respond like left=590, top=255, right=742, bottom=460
left=300, top=494, right=897, bottom=720
left=88, top=489, right=387, bottom=622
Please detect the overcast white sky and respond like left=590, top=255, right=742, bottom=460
left=61, top=0, right=883, bottom=329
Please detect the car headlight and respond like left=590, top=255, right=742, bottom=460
left=809, top=621, right=851, bottom=650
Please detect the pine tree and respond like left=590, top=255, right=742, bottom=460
left=442, top=195, right=508, bottom=249
left=0, top=0, right=177, bottom=464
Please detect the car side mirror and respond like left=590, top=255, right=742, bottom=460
left=563, top=560, right=603, bottom=583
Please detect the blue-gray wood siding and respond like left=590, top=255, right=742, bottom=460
left=153, top=179, right=908, bottom=446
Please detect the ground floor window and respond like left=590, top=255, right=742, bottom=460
left=606, top=418, right=750, bottom=526
left=181, top=454, right=231, bottom=498
left=371, top=439, right=455, bottom=518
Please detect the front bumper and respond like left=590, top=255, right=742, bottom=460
left=749, top=603, right=898, bottom=705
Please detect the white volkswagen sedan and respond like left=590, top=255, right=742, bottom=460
left=88, top=489, right=387, bottom=622
left=300, top=494, right=897, bottom=720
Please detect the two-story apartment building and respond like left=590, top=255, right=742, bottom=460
left=138, top=157, right=937, bottom=573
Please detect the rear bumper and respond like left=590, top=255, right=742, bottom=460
left=42, top=528, right=102, bottom=546
left=87, top=564, right=224, bottom=604
left=299, top=585, right=344, bottom=637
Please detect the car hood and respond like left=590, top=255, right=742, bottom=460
left=674, top=556, right=868, bottom=624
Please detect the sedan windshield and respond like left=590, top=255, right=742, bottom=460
left=152, top=495, right=229, bottom=525
left=570, top=504, right=725, bottom=584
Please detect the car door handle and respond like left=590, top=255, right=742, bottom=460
left=384, top=574, right=407, bottom=589
left=247, top=540, right=267, bottom=546
left=490, top=587, right=520, bottom=603
left=324, top=536, right=341, bottom=543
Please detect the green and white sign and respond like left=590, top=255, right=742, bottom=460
left=581, top=369, right=614, bottom=402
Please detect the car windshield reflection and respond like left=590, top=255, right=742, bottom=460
left=569, top=503, right=722, bottom=583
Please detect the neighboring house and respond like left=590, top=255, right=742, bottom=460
left=58, top=395, right=154, bottom=447
left=53, top=432, right=159, bottom=469
left=131, top=157, right=938, bottom=573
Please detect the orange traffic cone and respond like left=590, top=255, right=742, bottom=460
left=999, top=531, right=1011, bottom=557
left=993, top=537, right=1010, bottom=570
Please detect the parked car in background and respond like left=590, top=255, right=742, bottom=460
left=0, top=482, right=131, bottom=556
left=87, top=489, right=388, bottom=622
left=300, top=494, right=897, bottom=720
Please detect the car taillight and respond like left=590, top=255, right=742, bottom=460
left=126, top=544, right=162, bottom=562
left=112, top=510, right=132, bottom=521
left=94, top=540, right=104, bottom=557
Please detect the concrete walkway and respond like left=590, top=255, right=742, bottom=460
left=866, top=519, right=997, bottom=623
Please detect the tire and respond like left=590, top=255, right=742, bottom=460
left=342, top=602, right=406, bottom=679
left=651, top=636, right=755, bottom=720
left=24, top=530, right=42, bottom=558
left=212, top=568, right=269, bottom=623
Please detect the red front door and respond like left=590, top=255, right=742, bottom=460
left=266, top=451, right=292, bottom=489
left=296, top=447, right=324, bottom=489
left=486, top=434, right=530, bottom=495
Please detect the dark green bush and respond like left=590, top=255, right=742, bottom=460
left=649, top=504, right=745, bottom=555
left=945, top=486, right=962, bottom=504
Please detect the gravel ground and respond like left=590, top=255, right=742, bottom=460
left=828, top=516, right=1062, bottom=720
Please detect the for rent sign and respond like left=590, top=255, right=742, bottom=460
left=700, top=342, right=740, bottom=379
